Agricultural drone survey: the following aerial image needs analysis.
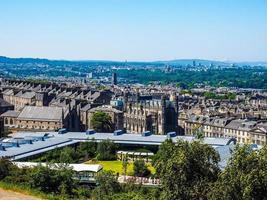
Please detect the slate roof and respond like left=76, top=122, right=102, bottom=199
left=17, top=106, right=63, bottom=121
left=80, top=104, right=92, bottom=112
left=225, top=119, right=244, bottom=129
left=15, top=91, right=35, bottom=99
left=1, top=110, right=20, bottom=118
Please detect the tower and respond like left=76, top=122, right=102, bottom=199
left=112, top=72, right=117, bottom=85
left=123, top=91, right=129, bottom=112
left=170, top=93, right=179, bottom=133
left=161, top=95, right=167, bottom=134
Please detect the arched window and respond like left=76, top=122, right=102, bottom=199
left=10, top=118, right=13, bottom=125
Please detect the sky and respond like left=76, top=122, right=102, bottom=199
left=0, top=0, right=266, bottom=61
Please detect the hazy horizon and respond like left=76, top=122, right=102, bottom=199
left=2, top=55, right=267, bottom=63
left=0, top=0, right=266, bottom=61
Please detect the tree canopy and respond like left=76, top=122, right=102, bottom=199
left=133, top=159, right=151, bottom=177
left=96, top=139, right=117, bottom=161
left=153, top=139, right=220, bottom=200
left=91, top=111, right=114, bottom=133
left=208, top=144, right=267, bottom=200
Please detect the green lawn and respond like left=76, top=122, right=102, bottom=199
left=84, top=160, right=156, bottom=176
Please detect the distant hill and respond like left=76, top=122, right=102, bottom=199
left=154, top=59, right=228, bottom=66
left=0, top=56, right=266, bottom=67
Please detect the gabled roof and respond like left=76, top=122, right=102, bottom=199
left=15, top=91, right=35, bottom=99
left=1, top=110, right=20, bottom=118
left=17, top=106, right=63, bottom=121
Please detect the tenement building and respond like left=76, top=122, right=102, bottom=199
left=123, top=93, right=178, bottom=135
left=185, top=115, right=267, bottom=145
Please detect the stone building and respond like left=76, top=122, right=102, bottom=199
left=123, top=93, right=178, bottom=135
left=249, top=94, right=267, bottom=108
left=184, top=115, right=267, bottom=145
left=1, top=110, right=19, bottom=129
left=1, top=106, right=65, bottom=132
left=2, top=89, right=36, bottom=111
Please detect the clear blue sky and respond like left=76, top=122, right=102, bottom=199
left=0, top=0, right=266, bottom=61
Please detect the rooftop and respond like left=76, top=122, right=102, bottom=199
left=14, top=162, right=103, bottom=173
left=1, top=110, right=20, bottom=118
left=17, top=106, right=63, bottom=121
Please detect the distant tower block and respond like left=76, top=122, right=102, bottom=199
left=112, top=72, right=117, bottom=85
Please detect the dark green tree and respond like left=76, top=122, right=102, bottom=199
left=78, top=139, right=98, bottom=160
left=208, top=144, right=267, bottom=200
left=30, top=164, right=77, bottom=195
left=153, top=139, right=220, bottom=200
left=93, top=170, right=121, bottom=199
left=91, top=111, right=114, bottom=132
left=133, top=159, right=151, bottom=177
left=0, top=158, right=13, bottom=180
left=122, top=157, right=129, bottom=176
left=59, top=146, right=79, bottom=163
left=96, top=139, right=117, bottom=161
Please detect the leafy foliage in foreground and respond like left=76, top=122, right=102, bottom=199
left=153, top=139, right=220, bottom=200
left=208, top=144, right=267, bottom=200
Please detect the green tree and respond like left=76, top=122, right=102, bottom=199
left=59, top=146, right=79, bottom=163
left=30, top=164, right=77, bottom=195
left=78, top=139, right=97, bottom=160
left=194, top=130, right=205, bottom=141
left=93, top=170, right=121, bottom=199
left=208, top=144, right=267, bottom=200
left=96, top=139, right=117, bottom=161
left=0, top=158, right=13, bottom=180
left=91, top=111, right=114, bottom=132
left=122, top=157, right=129, bottom=176
left=153, top=139, right=220, bottom=200
left=133, top=159, right=151, bottom=177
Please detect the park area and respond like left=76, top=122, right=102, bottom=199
left=85, top=160, right=156, bottom=176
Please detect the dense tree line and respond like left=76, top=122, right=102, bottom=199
left=116, top=68, right=267, bottom=89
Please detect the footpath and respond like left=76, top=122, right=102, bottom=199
left=0, top=188, right=40, bottom=200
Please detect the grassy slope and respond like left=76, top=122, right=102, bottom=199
left=85, top=160, right=156, bottom=175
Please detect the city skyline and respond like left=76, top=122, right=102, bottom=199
left=0, top=0, right=266, bottom=61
